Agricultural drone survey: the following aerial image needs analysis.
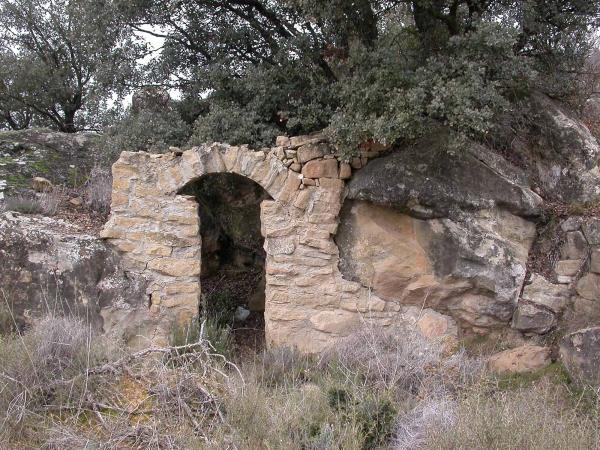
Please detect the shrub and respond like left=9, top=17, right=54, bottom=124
left=393, top=397, right=456, bottom=450
left=83, top=166, right=111, bottom=216
left=98, top=108, right=191, bottom=164
left=0, top=303, right=15, bottom=335
left=323, top=324, right=442, bottom=394
left=201, top=290, right=238, bottom=328
left=254, top=346, right=314, bottom=387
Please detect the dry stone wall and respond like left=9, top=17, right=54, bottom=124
left=101, top=133, right=420, bottom=352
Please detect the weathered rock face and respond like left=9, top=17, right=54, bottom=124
left=337, top=201, right=537, bottom=332
left=0, top=212, right=146, bottom=340
left=560, top=327, right=600, bottom=385
left=346, top=132, right=542, bottom=220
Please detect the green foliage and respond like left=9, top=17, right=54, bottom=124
left=198, top=291, right=237, bottom=357
left=357, top=396, right=397, bottom=450
left=330, top=22, right=533, bottom=156
left=201, top=318, right=234, bottom=359
left=0, top=0, right=144, bottom=132
left=255, top=347, right=313, bottom=387
left=124, top=0, right=599, bottom=154
left=97, top=108, right=190, bottom=162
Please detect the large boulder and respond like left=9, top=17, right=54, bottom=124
left=336, top=201, right=536, bottom=331
left=0, top=212, right=146, bottom=337
left=341, top=131, right=541, bottom=332
left=346, top=131, right=542, bottom=220
left=560, top=327, right=600, bottom=385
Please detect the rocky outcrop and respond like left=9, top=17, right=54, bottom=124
left=501, top=92, right=600, bottom=203
left=0, top=128, right=100, bottom=198
left=0, top=212, right=146, bottom=341
left=560, top=327, right=600, bottom=385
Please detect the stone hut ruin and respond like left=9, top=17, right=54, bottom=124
left=101, top=134, right=397, bottom=352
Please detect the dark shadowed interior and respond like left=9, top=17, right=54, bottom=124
left=179, top=172, right=271, bottom=350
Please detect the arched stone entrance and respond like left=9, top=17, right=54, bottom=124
left=101, top=138, right=393, bottom=352
left=180, top=172, right=271, bottom=347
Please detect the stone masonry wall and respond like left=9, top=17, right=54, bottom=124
left=101, top=133, right=418, bottom=352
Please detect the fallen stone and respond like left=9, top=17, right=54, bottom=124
left=488, top=345, right=551, bottom=374
left=69, top=196, right=83, bottom=206
left=234, top=306, right=251, bottom=321
left=416, top=311, right=455, bottom=339
left=31, top=176, right=53, bottom=192
left=560, top=327, right=600, bottom=385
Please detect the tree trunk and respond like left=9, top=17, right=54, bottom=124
left=61, top=105, right=79, bottom=133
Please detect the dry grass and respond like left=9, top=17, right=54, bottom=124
left=82, top=166, right=112, bottom=217
left=1, top=189, right=62, bottom=216
left=1, top=317, right=599, bottom=449
left=425, top=381, right=600, bottom=450
left=321, top=324, right=442, bottom=394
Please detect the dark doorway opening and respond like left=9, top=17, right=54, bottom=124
left=179, top=173, right=270, bottom=353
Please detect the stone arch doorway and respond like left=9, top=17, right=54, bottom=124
left=179, top=172, right=272, bottom=349
left=101, top=139, right=391, bottom=352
